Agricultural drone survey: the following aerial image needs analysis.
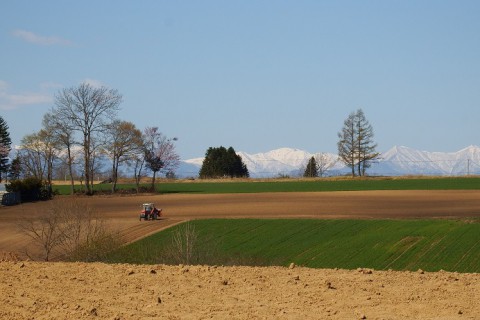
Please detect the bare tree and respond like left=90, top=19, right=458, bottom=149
left=355, top=109, right=379, bottom=176
left=18, top=204, right=65, bottom=261
left=315, top=153, right=336, bottom=177
left=87, top=135, right=105, bottom=188
left=169, top=222, right=199, bottom=265
left=37, top=129, right=59, bottom=188
left=104, top=120, right=143, bottom=193
left=337, top=109, right=379, bottom=177
left=338, top=111, right=357, bottom=177
left=52, top=83, right=122, bottom=194
left=129, top=151, right=146, bottom=193
left=143, top=127, right=180, bottom=191
left=57, top=200, right=121, bottom=261
left=18, top=131, right=59, bottom=182
left=19, top=199, right=122, bottom=261
left=43, top=112, right=77, bottom=195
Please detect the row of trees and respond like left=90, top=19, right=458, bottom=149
left=2, top=98, right=379, bottom=186
left=7, top=83, right=180, bottom=194
left=201, top=108, right=379, bottom=179
left=199, top=109, right=378, bottom=179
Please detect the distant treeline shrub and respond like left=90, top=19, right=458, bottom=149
left=6, top=177, right=52, bottom=202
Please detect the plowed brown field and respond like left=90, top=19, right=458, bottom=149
left=1, top=261, right=479, bottom=319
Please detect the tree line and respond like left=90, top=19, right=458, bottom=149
left=1, top=82, right=180, bottom=195
left=0, top=86, right=380, bottom=190
left=199, top=109, right=379, bottom=179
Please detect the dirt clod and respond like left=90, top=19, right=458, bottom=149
left=358, top=268, right=373, bottom=275
left=325, top=281, right=335, bottom=290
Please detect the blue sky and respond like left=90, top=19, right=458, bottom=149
left=1, top=1, right=479, bottom=159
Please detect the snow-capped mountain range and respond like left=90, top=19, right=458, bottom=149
left=178, top=145, right=480, bottom=178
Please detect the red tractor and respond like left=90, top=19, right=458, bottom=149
left=139, top=203, right=162, bottom=221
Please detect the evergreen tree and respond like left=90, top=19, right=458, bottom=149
left=0, top=116, right=12, bottom=182
left=303, top=156, right=318, bottom=177
left=199, top=146, right=249, bottom=178
left=8, top=156, right=22, bottom=181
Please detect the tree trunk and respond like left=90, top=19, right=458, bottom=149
left=151, top=171, right=157, bottom=192
left=67, top=146, right=74, bottom=195
left=84, top=134, right=92, bottom=195
left=111, top=159, right=119, bottom=193
left=134, top=158, right=144, bottom=194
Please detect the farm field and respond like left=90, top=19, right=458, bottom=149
left=1, top=261, right=479, bottom=320
left=1, top=189, right=480, bottom=260
left=108, top=219, right=480, bottom=273
left=52, top=176, right=480, bottom=195
left=1, top=187, right=480, bottom=319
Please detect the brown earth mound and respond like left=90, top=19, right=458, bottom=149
left=1, top=261, right=479, bottom=319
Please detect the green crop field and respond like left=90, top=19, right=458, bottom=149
left=107, top=218, right=480, bottom=273
left=53, top=176, right=480, bottom=195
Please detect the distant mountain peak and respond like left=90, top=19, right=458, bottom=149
left=177, top=145, right=480, bottom=178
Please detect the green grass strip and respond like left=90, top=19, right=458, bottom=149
left=54, top=177, right=480, bottom=195
left=107, top=218, right=480, bottom=272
